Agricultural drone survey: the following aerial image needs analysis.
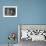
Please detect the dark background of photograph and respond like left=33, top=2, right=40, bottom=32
left=5, top=8, right=15, bottom=16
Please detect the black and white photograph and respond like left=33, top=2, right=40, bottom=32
left=18, top=24, right=46, bottom=46
left=3, top=6, right=17, bottom=17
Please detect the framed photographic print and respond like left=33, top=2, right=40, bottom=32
left=3, top=6, right=17, bottom=17
left=18, top=24, right=46, bottom=42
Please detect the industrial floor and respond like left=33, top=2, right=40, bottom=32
left=0, top=40, right=46, bottom=46
left=19, top=39, right=46, bottom=46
